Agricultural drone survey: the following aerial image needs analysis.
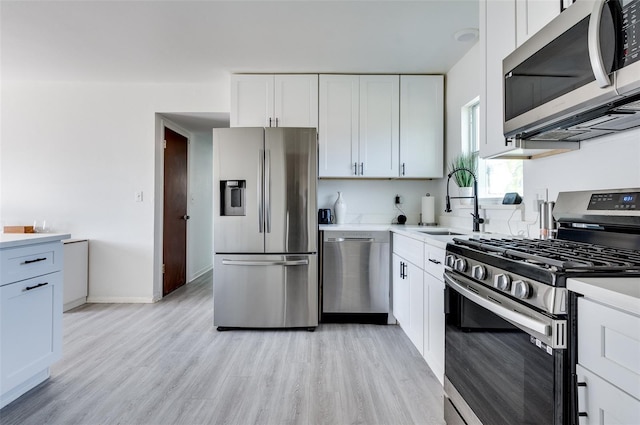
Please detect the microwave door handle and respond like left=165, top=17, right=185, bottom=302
left=588, top=0, right=613, bottom=88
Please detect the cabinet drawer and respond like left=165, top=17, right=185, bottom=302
left=576, top=365, right=640, bottom=425
left=393, top=234, right=423, bottom=268
left=0, top=242, right=63, bottom=285
left=1, top=271, right=63, bottom=393
left=578, top=298, right=640, bottom=400
left=424, top=244, right=445, bottom=278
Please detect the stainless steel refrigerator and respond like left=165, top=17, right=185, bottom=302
left=212, top=127, right=318, bottom=330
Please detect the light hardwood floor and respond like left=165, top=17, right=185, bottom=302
left=0, top=272, right=446, bottom=425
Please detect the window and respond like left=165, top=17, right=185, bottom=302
left=462, top=99, right=523, bottom=200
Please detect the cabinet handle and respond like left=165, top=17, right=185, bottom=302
left=399, top=261, right=404, bottom=278
left=577, top=381, right=588, bottom=422
left=402, top=163, right=406, bottom=176
left=269, top=117, right=272, bottom=127
left=22, top=257, right=47, bottom=265
left=354, top=162, right=358, bottom=175
left=275, top=117, right=279, bottom=127
left=24, top=282, right=49, bottom=291
left=360, top=162, right=364, bottom=176
left=429, top=258, right=442, bottom=264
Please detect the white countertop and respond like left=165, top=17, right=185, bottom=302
left=0, top=233, right=72, bottom=249
left=319, top=223, right=480, bottom=249
left=567, top=277, right=640, bottom=315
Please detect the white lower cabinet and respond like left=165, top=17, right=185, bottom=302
left=576, top=365, right=640, bottom=425
left=392, top=233, right=446, bottom=384
left=0, top=239, right=65, bottom=409
left=576, top=297, right=640, bottom=423
left=407, top=262, right=424, bottom=355
left=392, top=253, right=410, bottom=329
left=423, top=271, right=445, bottom=384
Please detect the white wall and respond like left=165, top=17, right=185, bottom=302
left=187, top=131, right=214, bottom=281
left=1, top=80, right=228, bottom=302
left=318, top=179, right=441, bottom=225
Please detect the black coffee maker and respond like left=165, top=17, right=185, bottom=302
left=318, top=209, right=332, bottom=224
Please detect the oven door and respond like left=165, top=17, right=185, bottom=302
left=444, top=270, right=569, bottom=425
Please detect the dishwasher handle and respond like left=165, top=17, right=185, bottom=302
left=326, top=237, right=375, bottom=243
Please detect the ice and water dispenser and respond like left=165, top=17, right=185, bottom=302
left=221, top=180, right=246, bottom=216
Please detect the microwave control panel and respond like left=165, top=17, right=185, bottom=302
left=622, top=0, right=640, bottom=67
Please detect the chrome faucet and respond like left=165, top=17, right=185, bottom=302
left=445, top=167, right=484, bottom=232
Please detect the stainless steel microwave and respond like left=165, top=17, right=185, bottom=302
left=503, top=0, right=640, bottom=146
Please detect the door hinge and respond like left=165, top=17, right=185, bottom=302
left=162, top=263, right=165, bottom=274
left=163, top=140, right=167, bottom=149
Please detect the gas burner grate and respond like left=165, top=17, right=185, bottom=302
left=454, top=237, right=640, bottom=271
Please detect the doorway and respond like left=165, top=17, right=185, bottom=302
left=163, top=126, right=189, bottom=296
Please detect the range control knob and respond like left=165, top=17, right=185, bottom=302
left=445, top=255, right=456, bottom=268
left=494, top=274, right=511, bottom=291
left=512, top=280, right=531, bottom=299
left=454, top=258, right=468, bottom=272
left=471, top=265, right=487, bottom=280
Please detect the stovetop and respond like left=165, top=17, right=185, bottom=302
left=453, top=237, right=640, bottom=273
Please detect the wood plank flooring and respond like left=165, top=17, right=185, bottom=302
left=0, top=272, right=446, bottom=425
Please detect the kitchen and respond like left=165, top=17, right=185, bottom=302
left=2, top=0, right=640, bottom=424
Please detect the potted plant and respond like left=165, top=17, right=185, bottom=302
left=448, top=152, right=478, bottom=204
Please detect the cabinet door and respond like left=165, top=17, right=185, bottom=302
left=1, top=272, right=62, bottom=394
left=424, top=271, right=445, bottom=385
left=516, top=0, right=560, bottom=47
left=230, top=74, right=274, bottom=127
left=399, top=75, right=444, bottom=178
left=359, top=75, right=399, bottom=177
left=408, top=261, right=424, bottom=355
left=392, top=254, right=410, bottom=328
left=576, top=365, right=640, bottom=425
left=274, top=75, right=318, bottom=128
left=479, top=0, right=517, bottom=158
left=318, top=75, right=359, bottom=177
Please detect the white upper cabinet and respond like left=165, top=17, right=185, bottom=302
left=479, top=0, right=518, bottom=159
left=230, top=74, right=318, bottom=128
left=318, top=75, right=360, bottom=177
left=400, top=75, right=444, bottom=178
left=319, top=74, right=399, bottom=178
left=516, top=0, right=561, bottom=47
left=321, top=74, right=442, bottom=178
left=358, top=75, right=400, bottom=178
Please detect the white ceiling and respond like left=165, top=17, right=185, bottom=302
left=1, top=0, right=479, bottom=83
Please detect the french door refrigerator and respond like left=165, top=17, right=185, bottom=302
left=213, top=127, right=318, bottom=329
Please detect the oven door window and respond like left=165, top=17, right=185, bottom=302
left=445, top=285, right=562, bottom=425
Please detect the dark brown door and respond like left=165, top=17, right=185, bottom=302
left=163, top=127, right=188, bottom=296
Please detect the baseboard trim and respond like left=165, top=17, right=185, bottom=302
left=188, top=265, right=213, bottom=283
left=86, top=296, right=155, bottom=303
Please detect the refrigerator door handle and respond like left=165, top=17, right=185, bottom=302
left=258, top=149, right=264, bottom=233
left=265, top=149, right=271, bottom=233
left=221, top=259, right=309, bottom=267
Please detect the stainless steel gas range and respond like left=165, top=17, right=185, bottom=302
left=443, top=188, right=640, bottom=425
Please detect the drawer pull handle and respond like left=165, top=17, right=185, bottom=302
left=429, top=259, right=442, bottom=264
left=22, top=257, right=47, bottom=265
left=24, top=282, right=49, bottom=291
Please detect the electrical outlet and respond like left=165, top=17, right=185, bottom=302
left=395, top=194, right=401, bottom=205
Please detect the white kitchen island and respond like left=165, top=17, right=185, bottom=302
left=0, top=232, right=70, bottom=408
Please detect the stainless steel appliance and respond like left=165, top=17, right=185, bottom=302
left=443, top=188, right=640, bottom=425
left=502, top=0, right=640, bottom=155
left=318, top=208, right=332, bottom=224
left=322, top=231, right=390, bottom=324
left=213, top=127, right=318, bottom=330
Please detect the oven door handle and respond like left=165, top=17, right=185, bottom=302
left=444, top=272, right=550, bottom=337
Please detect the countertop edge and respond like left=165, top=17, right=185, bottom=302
left=567, top=277, right=640, bottom=316
left=0, top=233, right=72, bottom=249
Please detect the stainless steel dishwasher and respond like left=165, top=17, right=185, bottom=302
left=321, top=231, right=390, bottom=324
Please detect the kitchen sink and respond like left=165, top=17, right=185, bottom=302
left=414, top=229, right=465, bottom=236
